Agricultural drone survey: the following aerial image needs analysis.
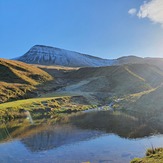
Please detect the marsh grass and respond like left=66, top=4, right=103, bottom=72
left=0, top=96, right=92, bottom=121
left=130, top=148, right=163, bottom=163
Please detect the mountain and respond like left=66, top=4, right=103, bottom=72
left=15, top=45, right=163, bottom=69
left=127, top=84, right=163, bottom=124
left=15, top=45, right=117, bottom=67
left=43, top=63, right=163, bottom=105
left=0, top=58, right=52, bottom=103
left=1, top=57, right=163, bottom=124
left=117, top=56, right=163, bottom=71
left=117, top=56, right=143, bottom=64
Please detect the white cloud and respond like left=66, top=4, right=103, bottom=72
left=128, top=0, right=163, bottom=27
left=128, top=8, right=137, bottom=15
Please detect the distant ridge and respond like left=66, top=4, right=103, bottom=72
left=14, top=45, right=163, bottom=69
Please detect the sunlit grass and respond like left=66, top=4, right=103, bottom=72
left=0, top=58, right=53, bottom=103
left=131, top=148, right=163, bottom=163
left=0, top=96, right=92, bottom=121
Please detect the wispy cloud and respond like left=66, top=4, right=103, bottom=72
left=128, top=0, right=163, bottom=27
left=128, top=8, right=137, bottom=15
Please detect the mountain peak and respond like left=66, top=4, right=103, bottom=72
left=15, top=45, right=116, bottom=67
left=14, top=45, right=161, bottom=68
left=31, top=45, right=60, bottom=50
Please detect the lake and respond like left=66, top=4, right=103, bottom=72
left=0, top=110, right=163, bottom=163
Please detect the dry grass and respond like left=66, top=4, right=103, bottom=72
left=0, top=96, right=92, bottom=121
left=0, top=58, right=53, bottom=103
left=35, top=64, right=79, bottom=70
left=131, top=148, right=163, bottom=163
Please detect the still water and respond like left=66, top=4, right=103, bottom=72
left=0, top=111, right=163, bottom=163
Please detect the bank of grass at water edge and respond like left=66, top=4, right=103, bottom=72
left=0, top=96, right=93, bottom=121
left=131, top=148, right=163, bottom=163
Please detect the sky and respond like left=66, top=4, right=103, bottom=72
left=0, top=0, right=163, bottom=59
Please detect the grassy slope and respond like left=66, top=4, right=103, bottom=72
left=0, top=58, right=53, bottom=103
left=120, top=84, right=163, bottom=129
left=1, top=61, right=163, bottom=123
left=1, top=60, right=162, bottom=104
left=131, top=148, right=163, bottom=163
left=0, top=96, right=92, bottom=121
left=35, top=64, right=78, bottom=95
left=36, top=63, right=163, bottom=109
left=56, top=64, right=163, bottom=102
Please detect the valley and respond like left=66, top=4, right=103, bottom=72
left=1, top=46, right=163, bottom=163
left=1, top=56, right=163, bottom=127
left=2, top=0, right=163, bottom=161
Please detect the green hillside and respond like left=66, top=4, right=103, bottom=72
left=58, top=64, right=163, bottom=100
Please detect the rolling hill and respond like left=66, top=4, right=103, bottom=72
left=55, top=64, right=163, bottom=101
left=125, top=84, right=163, bottom=126
left=1, top=57, right=163, bottom=123
left=0, top=58, right=52, bottom=103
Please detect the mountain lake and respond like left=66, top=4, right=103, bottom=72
left=0, top=109, right=163, bottom=163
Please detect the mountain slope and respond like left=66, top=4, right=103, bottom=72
left=51, top=63, right=163, bottom=104
left=127, top=84, right=163, bottom=118
left=15, top=45, right=163, bottom=70
left=0, top=58, right=52, bottom=103
left=117, top=56, right=163, bottom=71
left=117, top=56, right=143, bottom=64
left=15, top=45, right=116, bottom=67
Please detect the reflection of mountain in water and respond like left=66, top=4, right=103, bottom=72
left=70, top=111, right=163, bottom=138
left=21, top=124, right=103, bottom=152
left=20, top=111, right=163, bottom=152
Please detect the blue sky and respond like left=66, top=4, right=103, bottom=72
left=0, top=0, right=163, bottom=59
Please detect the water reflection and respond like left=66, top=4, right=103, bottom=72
left=22, top=124, right=103, bottom=152
left=69, top=111, right=162, bottom=138
left=1, top=110, right=162, bottom=152
left=0, top=110, right=163, bottom=163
